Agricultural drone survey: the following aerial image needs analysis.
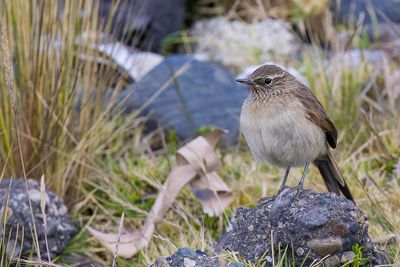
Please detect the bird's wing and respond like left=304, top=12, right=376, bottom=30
left=293, top=85, right=338, bottom=149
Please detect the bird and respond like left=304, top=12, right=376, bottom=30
left=236, top=64, right=354, bottom=201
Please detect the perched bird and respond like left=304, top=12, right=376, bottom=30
left=237, top=64, right=354, bottom=201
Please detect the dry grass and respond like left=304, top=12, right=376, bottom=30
left=0, top=0, right=399, bottom=266
left=0, top=0, right=140, bottom=201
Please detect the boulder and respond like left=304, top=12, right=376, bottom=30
left=0, top=178, right=77, bottom=262
left=118, top=55, right=248, bottom=146
left=191, top=17, right=299, bottom=71
left=150, top=187, right=389, bottom=266
left=215, top=187, right=388, bottom=266
left=99, top=0, right=187, bottom=52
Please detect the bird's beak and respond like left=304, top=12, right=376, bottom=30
left=236, top=78, right=253, bottom=86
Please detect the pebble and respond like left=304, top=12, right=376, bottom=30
left=298, top=209, right=328, bottom=230
left=332, top=223, right=350, bottom=237
left=177, top=247, right=197, bottom=259
left=340, top=251, right=356, bottom=263
left=323, top=255, right=340, bottom=267
left=306, top=237, right=343, bottom=256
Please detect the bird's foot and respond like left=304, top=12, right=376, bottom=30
left=270, top=187, right=297, bottom=226
left=294, top=183, right=305, bottom=198
left=278, top=184, right=289, bottom=194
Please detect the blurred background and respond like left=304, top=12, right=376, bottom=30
left=0, top=0, right=399, bottom=266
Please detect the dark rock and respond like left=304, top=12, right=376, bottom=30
left=332, top=0, right=400, bottom=25
left=332, top=1, right=400, bottom=47
left=176, top=247, right=198, bottom=259
left=119, top=55, right=247, bottom=146
left=215, top=187, right=389, bottom=266
left=298, top=209, right=328, bottom=230
left=98, top=0, right=187, bottom=52
left=149, top=248, right=219, bottom=267
left=0, top=178, right=77, bottom=263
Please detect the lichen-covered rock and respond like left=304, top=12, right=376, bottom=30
left=191, top=17, right=299, bottom=70
left=215, top=187, right=388, bottom=266
left=149, top=248, right=219, bottom=267
left=0, top=178, right=76, bottom=262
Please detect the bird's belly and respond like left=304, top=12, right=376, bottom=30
left=241, top=108, right=326, bottom=168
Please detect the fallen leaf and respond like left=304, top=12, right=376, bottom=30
left=88, top=128, right=232, bottom=258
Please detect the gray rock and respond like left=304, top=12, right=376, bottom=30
left=215, top=187, right=389, bottom=266
left=119, top=55, right=247, bottom=146
left=323, top=255, right=340, bottom=267
left=332, top=0, right=400, bottom=24
left=340, top=251, right=356, bottom=263
left=0, top=178, right=76, bottom=263
left=227, top=263, right=245, bottom=267
left=98, top=0, right=187, bottom=52
left=298, top=209, right=328, bottom=230
left=149, top=248, right=219, bottom=267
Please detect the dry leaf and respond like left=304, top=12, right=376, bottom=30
left=88, top=128, right=232, bottom=258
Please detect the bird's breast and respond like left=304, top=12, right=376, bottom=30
left=240, top=97, right=326, bottom=167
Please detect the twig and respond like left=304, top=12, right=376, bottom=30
left=112, top=212, right=125, bottom=267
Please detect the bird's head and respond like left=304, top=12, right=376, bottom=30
left=236, top=64, right=298, bottom=97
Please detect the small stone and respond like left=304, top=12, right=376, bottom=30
left=228, top=263, right=245, bottom=267
left=350, top=211, right=358, bottom=218
left=306, top=237, right=343, bottom=256
left=183, top=258, right=196, bottom=267
left=298, top=209, right=328, bottom=230
left=247, top=225, right=254, bottom=231
left=195, top=250, right=207, bottom=256
left=340, top=251, right=356, bottom=263
left=332, top=223, right=350, bottom=237
left=153, top=257, right=171, bottom=267
left=176, top=247, right=197, bottom=259
left=323, top=255, right=340, bottom=267
left=170, top=254, right=183, bottom=266
left=350, top=223, right=360, bottom=234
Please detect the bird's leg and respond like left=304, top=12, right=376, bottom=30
left=278, top=167, right=291, bottom=192
left=298, top=162, right=310, bottom=190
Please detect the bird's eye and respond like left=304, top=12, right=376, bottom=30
left=264, top=78, right=272, bottom=84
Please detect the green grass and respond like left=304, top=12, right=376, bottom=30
left=1, top=0, right=399, bottom=266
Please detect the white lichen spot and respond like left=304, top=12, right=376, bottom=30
left=183, top=258, right=196, bottom=267
left=265, top=256, right=272, bottom=262
left=296, top=247, right=304, bottom=255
